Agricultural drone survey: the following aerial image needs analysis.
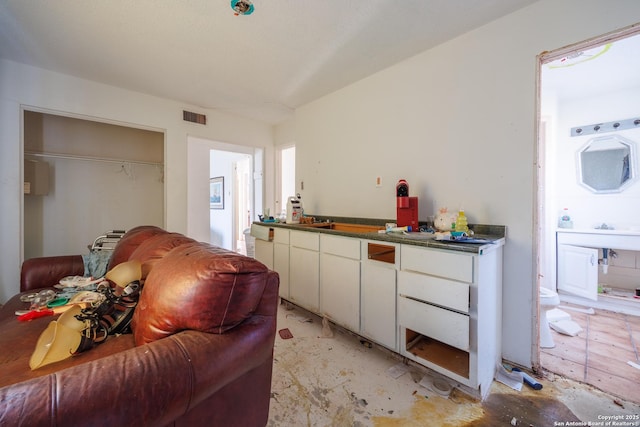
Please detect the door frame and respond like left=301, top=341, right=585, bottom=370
left=533, top=22, right=640, bottom=369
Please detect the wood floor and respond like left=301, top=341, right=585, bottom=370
left=540, top=303, right=640, bottom=404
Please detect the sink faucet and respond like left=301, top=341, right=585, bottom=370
left=596, top=223, right=614, bottom=230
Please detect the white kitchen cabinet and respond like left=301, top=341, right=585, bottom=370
left=262, top=224, right=503, bottom=400
left=274, top=228, right=290, bottom=299
left=254, top=237, right=273, bottom=269
left=289, top=230, right=320, bottom=311
left=320, top=234, right=361, bottom=331
left=360, top=241, right=399, bottom=350
left=397, top=244, right=502, bottom=399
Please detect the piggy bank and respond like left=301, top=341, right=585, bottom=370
left=434, top=207, right=455, bottom=232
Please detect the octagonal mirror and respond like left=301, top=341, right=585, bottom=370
left=577, top=135, right=636, bottom=193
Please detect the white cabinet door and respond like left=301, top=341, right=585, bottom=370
left=361, top=261, right=397, bottom=350
left=254, top=239, right=273, bottom=269
left=290, top=246, right=320, bottom=311
left=274, top=242, right=290, bottom=298
left=557, top=244, right=598, bottom=301
left=320, top=252, right=360, bottom=330
left=273, top=229, right=290, bottom=299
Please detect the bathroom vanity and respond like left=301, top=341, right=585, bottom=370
left=252, top=219, right=505, bottom=399
left=557, top=228, right=640, bottom=301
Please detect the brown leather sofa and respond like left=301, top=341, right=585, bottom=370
left=0, top=226, right=279, bottom=427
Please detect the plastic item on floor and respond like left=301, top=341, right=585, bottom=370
left=320, top=317, right=333, bottom=338
left=549, top=319, right=583, bottom=336
left=495, top=364, right=523, bottom=391
left=512, top=367, right=543, bottom=390
left=419, top=373, right=454, bottom=398
left=546, top=308, right=571, bottom=323
left=386, top=363, right=409, bottom=379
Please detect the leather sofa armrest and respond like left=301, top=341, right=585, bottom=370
left=20, top=255, right=85, bottom=292
left=0, top=315, right=276, bottom=427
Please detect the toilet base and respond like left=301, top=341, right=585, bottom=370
left=540, top=309, right=556, bottom=348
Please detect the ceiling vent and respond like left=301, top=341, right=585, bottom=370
left=183, top=110, right=206, bottom=125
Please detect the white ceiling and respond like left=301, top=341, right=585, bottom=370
left=543, top=32, right=640, bottom=102
left=0, top=0, right=540, bottom=124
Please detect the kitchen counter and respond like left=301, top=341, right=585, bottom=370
left=252, top=216, right=505, bottom=255
left=251, top=215, right=505, bottom=398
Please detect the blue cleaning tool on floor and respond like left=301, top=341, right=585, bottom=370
left=512, top=367, right=543, bottom=390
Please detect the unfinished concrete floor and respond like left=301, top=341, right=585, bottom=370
left=269, top=302, right=640, bottom=426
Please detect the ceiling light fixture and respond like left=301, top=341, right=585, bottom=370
left=231, top=0, right=254, bottom=16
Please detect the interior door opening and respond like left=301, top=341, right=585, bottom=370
left=535, top=25, right=640, bottom=402
left=234, top=155, right=252, bottom=254
left=276, top=145, right=295, bottom=220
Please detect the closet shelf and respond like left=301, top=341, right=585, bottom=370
left=24, top=151, right=163, bottom=167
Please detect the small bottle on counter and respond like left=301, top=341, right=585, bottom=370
left=455, top=209, right=469, bottom=233
left=558, top=208, right=573, bottom=228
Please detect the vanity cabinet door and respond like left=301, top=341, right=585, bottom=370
left=557, top=244, right=598, bottom=301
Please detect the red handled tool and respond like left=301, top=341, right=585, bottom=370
left=17, top=309, right=55, bottom=322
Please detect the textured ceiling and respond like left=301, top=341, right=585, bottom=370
left=0, top=0, right=540, bottom=124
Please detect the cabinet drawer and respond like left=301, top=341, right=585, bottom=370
left=321, top=234, right=360, bottom=259
left=401, top=245, right=473, bottom=283
left=273, top=228, right=290, bottom=244
left=398, top=296, right=469, bottom=351
left=290, top=230, right=319, bottom=250
left=363, top=240, right=398, bottom=266
left=398, top=270, right=469, bottom=313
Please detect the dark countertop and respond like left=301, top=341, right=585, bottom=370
left=252, top=215, right=506, bottom=255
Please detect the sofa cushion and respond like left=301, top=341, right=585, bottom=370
left=128, top=232, right=197, bottom=281
left=132, top=242, right=269, bottom=345
left=108, top=226, right=167, bottom=270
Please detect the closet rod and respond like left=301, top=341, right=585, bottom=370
left=25, top=151, right=163, bottom=167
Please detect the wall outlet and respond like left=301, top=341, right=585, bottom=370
left=376, top=176, right=382, bottom=187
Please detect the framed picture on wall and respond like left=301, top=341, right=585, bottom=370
left=210, top=176, right=224, bottom=209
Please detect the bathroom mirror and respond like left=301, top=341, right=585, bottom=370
left=577, top=135, right=636, bottom=193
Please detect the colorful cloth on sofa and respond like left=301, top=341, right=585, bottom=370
left=82, top=250, right=113, bottom=278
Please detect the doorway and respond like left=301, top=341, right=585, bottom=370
left=276, top=145, right=296, bottom=220
left=233, top=155, right=253, bottom=254
left=536, top=25, right=640, bottom=401
left=186, top=135, right=263, bottom=251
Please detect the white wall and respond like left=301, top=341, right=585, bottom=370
left=554, top=87, right=640, bottom=229
left=280, top=0, right=640, bottom=367
left=0, top=59, right=273, bottom=302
